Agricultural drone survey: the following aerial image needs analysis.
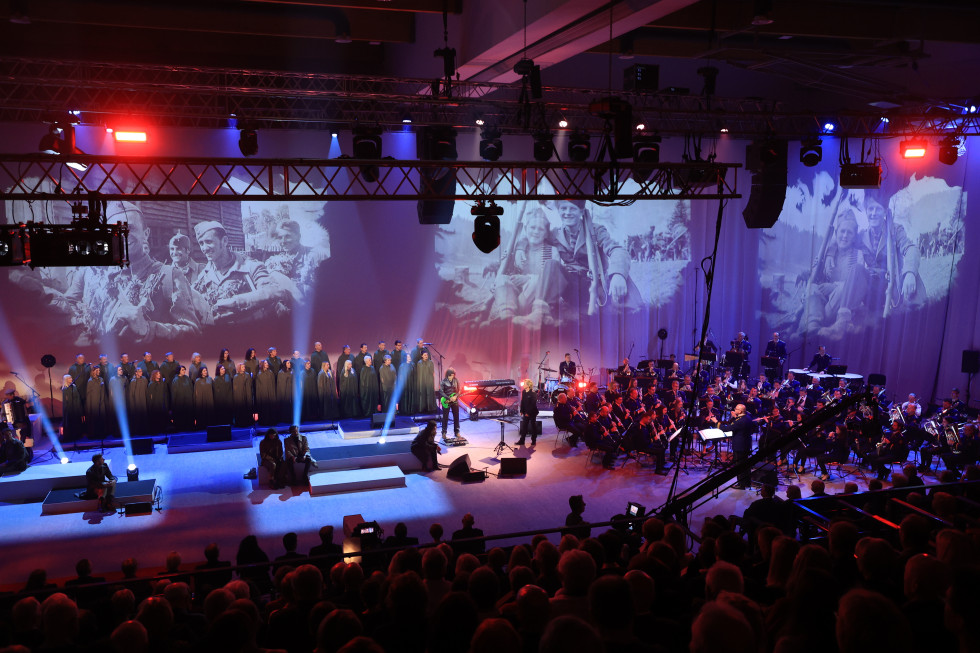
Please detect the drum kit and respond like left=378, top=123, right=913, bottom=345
left=542, top=371, right=580, bottom=404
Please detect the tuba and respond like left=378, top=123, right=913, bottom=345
left=945, top=423, right=961, bottom=452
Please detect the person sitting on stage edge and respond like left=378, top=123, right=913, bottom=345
left=85, top=453, right=117, bottom=511
left=411, top=420, right=442, bottom=473
left=0, top=424, right=30, bottom=476
left=284, top=425, right=317, bottom=485
left=259, top=428, right=286, bottom=489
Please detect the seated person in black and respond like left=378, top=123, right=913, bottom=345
left=627, top=411, right=666, bottom=474
left=553, top=393, right=587, bottom=446
left=584, top=408, right=621, bottom=470
left=410, top=420, right=442, bottom=472
left=562, top=494, right=591, bottom=539
left=85, top=453, right=116, bottom=509
left=815, top=424, right=851, bottom=480
left=0, top=425, right=30, bottom=475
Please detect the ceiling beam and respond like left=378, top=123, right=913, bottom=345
left=241, top=0, right=461, bottom=13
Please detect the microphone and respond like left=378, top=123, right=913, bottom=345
left=422, top=342, right=433, bottom=346
left=546, top=351, right=550, bottom=354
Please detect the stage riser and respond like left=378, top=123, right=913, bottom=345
left=41, top=479, right=157, bottom=515
left=309, top=466, right=406, bottom=496
left=0, top=460, right=112, bottom=503
left=336, top=416, right=419, bottom=440
left=167, top=428, right=253, bottom=454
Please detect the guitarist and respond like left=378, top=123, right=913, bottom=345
left=440, top=368, right=461, bottom=439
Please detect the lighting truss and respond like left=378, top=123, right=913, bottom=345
left=0, top=155, right=740, bottom=202
left=1, top=57, right=977, bottom=137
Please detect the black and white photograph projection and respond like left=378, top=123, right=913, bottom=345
left=760, top=168, right=966, bottom=342
left=434, top=189, right=692, bottom=328
left=4, top=196, right=330, bottom=346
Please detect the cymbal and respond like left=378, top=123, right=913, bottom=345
left=539, top=367, right=557, bottom=372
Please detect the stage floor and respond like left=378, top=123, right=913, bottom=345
left=0, top=415, right=933, bottom=589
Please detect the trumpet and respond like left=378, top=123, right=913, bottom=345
left=889, top=406, right=906, bottom=426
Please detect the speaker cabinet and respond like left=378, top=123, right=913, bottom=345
left=371, top=413, right=386, bottom=429
left=206, top=425, right=232, bottom=443
left=519, top=420, right=543, bottom=437
left=742, top=140, right=787, bottom=229
left=499, top=457, right=527, bottom=476
left=962, top=350, right=980, bottom=375
left=131, top=438, right=154, bottom=455
left=446, top=454, right=472, bottom=480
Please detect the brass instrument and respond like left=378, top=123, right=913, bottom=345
left=889, top=406, right=906, bottom=426
left=945, top=423, right=961, bottom=452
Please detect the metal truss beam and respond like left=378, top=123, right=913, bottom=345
left=1, top=57, right=976, bottom=138
left=0, top=155, right=741, bottom=202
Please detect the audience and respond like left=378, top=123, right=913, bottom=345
left=0, top=472, right=977, bottom=653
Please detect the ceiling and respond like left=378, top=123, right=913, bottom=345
left=1, top=0, right=978, bottom=138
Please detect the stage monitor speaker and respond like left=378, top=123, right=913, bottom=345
left=371, top=413, right=387, bottom=429
left=131, top=438, right=154, bottom=455
left=206, top=425, right=232, bottom=443
left=462, top=469, right=486, bottom=483
left=742, top=140, right=787, bottom=229
left=751, top=462, right=778, bottom=488
left=519, top=420, right=543, bottom=437
left=962, top=350, right=980, bottom=375
left=124, top=502, right=153, bottom=516
left=499, top=457, right=527, bottom=476
left=446, top=454, right=472, bottom=480
left=868, top=373, right=887, bottom=387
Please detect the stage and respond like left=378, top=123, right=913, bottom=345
left=0, top=413, right=929, bottom=589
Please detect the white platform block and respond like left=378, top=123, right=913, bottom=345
left=308, top=466, right=406, bottom=496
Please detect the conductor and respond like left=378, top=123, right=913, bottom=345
left=729, top=404, right=755, bottom=490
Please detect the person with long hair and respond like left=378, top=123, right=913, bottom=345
left=410, top=420, right=442, bottom=472
left=243, top=347, right=260, bottom=377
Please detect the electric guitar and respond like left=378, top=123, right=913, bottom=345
left=440, top=393, right=458, bottom=409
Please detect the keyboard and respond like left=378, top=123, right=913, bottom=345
left=463, top=379, right=516, bottom=389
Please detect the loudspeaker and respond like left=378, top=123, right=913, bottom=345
left=519, top=420, right=543, bottom=437
left=462, top=470, right=486, bottom=483
left=751, top=462, right=778, bottom=488
left=206, top=425, right=232, bottom=443
left=499, top=457, right=527, bottom=476
left=131, top=438, right=154, bottom=455
left=371, top=413, right=386, bottom=429
left=963, top=350, right=980, bottom=375
left=868, top=373, right=887, bottom=387
left=742, top=140, right=787, bottom=229
left=446, top=454, right=472, bottom=480
left=417, top=170, right=456, bottom=225
left=124, top=502, right=153, bottom=516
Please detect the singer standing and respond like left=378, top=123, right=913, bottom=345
left=516, top=379, right=539, bottom=446
left=729, top=404, right=755, bottom=490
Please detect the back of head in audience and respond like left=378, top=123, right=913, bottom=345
left=540, top=615, right=603, bottom=653
left=836, top=588, right=912, bottom=653
left=706, top=561, right=744, bottom=599
left=690, top=601, right=756, bottom=653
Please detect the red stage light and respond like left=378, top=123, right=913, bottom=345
left=577, top=381, right=587, bottom=388
left=900, top=137, right=926, bottom=159
left=114, top=131, right=147, bottom=143
left=463, top=385, right=476, bottom=393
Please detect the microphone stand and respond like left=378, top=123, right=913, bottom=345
left=536, top=351, right=549, bottom=399
left=574, top=349, right=586, bottom=385
left=427, top=343, right=447, bottom=384
left=10, top=371, right=42, bottom=448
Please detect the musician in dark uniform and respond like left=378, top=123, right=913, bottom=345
left=729, top=404, right=755, bottom=489
left=559, top=353, right=577, bottom=380
left=808, top=346, right=832, bottom=373
left=763, top=332, right=787, bottom=379
left=584, top=408, right=620, bottom=470
left=440, top=368, right=460, bottom=439
left=630, top=411, right=666, bottom=474
left=729, top=332, right=751, bottom=379
left=516, top=379, right=539, bottom=446
left=553, top=393, right=586, bottom=446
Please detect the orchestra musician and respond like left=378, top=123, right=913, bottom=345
left=642, top=384, right=661, bottom=412
left=616, top=358, right=634, bottom=377
left=808, top=345, right=832, bottom=373
left=864, top=420, right=910, bottom=480
left=950, top=388, right=965, bottom=413
left=900, top=393, right=922, bottom=419
left=584, top=409, right=620, bottom=470
left=763, top=332, right=787, bottom=378
left=629, top=411, right=667, bottom=474
left=558, top=353, right=577, bottom=381
left=729, top=332, right=751, bottom=379
left=553, top=393, right=587, bottom=447
left=623, top=387, right=643, bottom=416
left=815, top=424, right=851, bottom=481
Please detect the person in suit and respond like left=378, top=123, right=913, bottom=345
left=516, top=379, right=539, bottom=446
left=729, top=404, right=756, bottom=490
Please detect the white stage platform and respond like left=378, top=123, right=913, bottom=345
left=0, top=459, right=111, bottom=503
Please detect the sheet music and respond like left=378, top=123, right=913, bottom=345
left=667, top=427, right=683, bottom=442
left=699, top=428, right=732, bottom=441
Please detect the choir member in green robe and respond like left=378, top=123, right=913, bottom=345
left=213, top=364, right=235, bottom=425
left=414, top=351, right=437, bottom=413
left=146, top=370, right=170, bottom=434
left=310, top=342, right=329, bottom=377
left=243, top=348, right=260, bottom=378
left=301, top=360, right=318, bottom=423
left=255, top=360, right=277, bottom=426
left=127, top=368, right=149, bottom=434
left=379, top=355, right=397, bottom=414
left=358, top=355, right=380, bottom=418
left=194, top=368, right=215, bottom=428
left=171, top=366, right=195, bottom=431
left=277, top=360, right=295, bottom=424
left=317, top=361, right=339, bottom=421
left=61, top=374, right=83, bottom=441
left=232, top=363, right=255, bottom=427
left=107, top=366, right=129, bottom=436
left=338, top=359, right=359, bottom=419
left=85, top=368, right=107, bottom=438
left=399, top=353, right=417, bottom=416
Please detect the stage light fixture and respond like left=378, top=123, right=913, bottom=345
left=938, top=135, right=959, bottom=165
left=631, top=134, right=661, bottom=183
left=800, top=137, right=822, bottom=167
left=479, top=125, right=502, bottom=161
left=568, top=130, right=591, bottom=162
left=114, top=131, right=147, bottom=143
left=401, top=113, right=413, bottom=124
left=719, top=127, right=730, bottom=133
left=471, top=199, right=503, bottom=254
left=823, top=122, right=836, bottom=133
left=900, top=137, right=927, bottom=159
left=238, top=127, right=258, bottom=156
left=127, top=464, right=139, bottom=482
left=352, top=124, right=383, bottom=182
left=532, top=131, right=554, bottom=162
left=38, top=119, right=87, bottom=171
left=475, top=118, right=485, bottom=126
left=60, top=456, right=69, bottom=464
left=635, top=122, right=645, bottom=131
left=558, top=118, right=568, bottom=129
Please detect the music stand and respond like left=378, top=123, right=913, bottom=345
left=761, top=356, right=780, bottom=370
left=724, top=351, right=744, bottom=368
left=656, top=359, right=674, bottom=370
left=827, top=364, right=848, bottom=376
left=700, top=352, right=717, bottom=363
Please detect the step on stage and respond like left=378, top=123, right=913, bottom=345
left=337, top=416, right=420, bottom=440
